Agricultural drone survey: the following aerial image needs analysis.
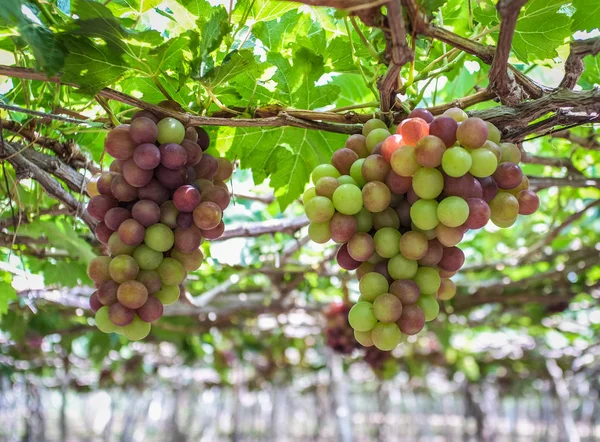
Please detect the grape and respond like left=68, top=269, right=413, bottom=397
left=201, top=186, right=231, bottom=211
left=417, top=239, right=443, bottom=266
left=122, top=159, right=153, bottom=188
left=88, top=195, right=118, bottom=221
left=372, top=207, right=400, bottom=230
left=123, top=316, right=151, bottom=340
left=359, top=272, right=390, bottom=301
left=133, top=244, right=163, bottom=270
left=405, top=188, right=418, bottom=205
left=478, top=176, right=499, bottom=202
left=171, top=248, right=204, bottom=272
left=438, top=268, right=457, bottom=278
left=373, top=261, right=393, bottom=284
left=89, top=292, right=102, bottom=312
left=305, top=196, right=335, bottom=222
left=390, top=279, right=420, bottom=305
left=180, top=139, right=203, bottom=168
left=194, top=154, right=219, bottom=180
left=373, top=227, right=401, bottom=258
left=456, top=117, right=488, bottom=149
left=399, top=117, right=429, bottom=145
left=210, top=158, right=232, bottom=182
left=192, top=201, right=222, bottom=231
left=95, top=222, right=114, bottom=244
left=193, top=127, right=210, bottom=151
left=443, top=174, right=482, bottom=200
left=145, top=223, right=175, bottom=252
left=95, top=306, right=121, bottom=333
left=390, top=146, right=420, bottom=177
left=155, top=284, right=180, bottom=305
left=443, top=107, right=468, bottom=122
left=348, top=301, right=378, bottom=331
left=388, top=254, right=418, bottom=280
left=109, top=160, right=123, bottom=173
left=97, top=172, right=117, bottom=195
left=118, top=219, right=145, bottom=246
left=362, top=119, right=388, bottom=136
left=158, top=201, right=179, bottom=229
left=133, top=143, right=161, bottom=170
left=507, top=175, right=530, bottom=196
left=157, top=117, right=185, bottom=144
left=157, top=258, right=186, bottom=286
left=171, top=185, right=200, bottom=213
left=487, top=122, right=501, bottom=143
left=469, top=148, right=498, bottom=178
left=336, top=243, right=361, bottom=270
left=337, top=175, right=358, bottom=186
left=482, top=140, right=502, bottom=162
left=417, top=295, right=439, bottom=321
left=381, top=134, right=406, bottom=162
left=362, top=181, right=391, bottom=213
left=109, top=255, right=139, bottom=283
left=157, top=143, right=187, bottom=170
left=384, top=171, right=410, bottom=195
left=442, top=147, right=472, bottom=177
left=491, top=215, right=517, bottom=228
left=437, top=278, right=456, bottom=301
left=493, top=162, right=523, bottom=189
left=111, top=174, right=138, bottom=202
left=129, top=117, right=158, bottom=144
left=332, top=184, right=363, bottom=215
left=329, top=213, right=357, bottom=243
left=345, top=134, right=370, bottom=158
left=308, top=222, right=331, bottom=243
left=354, top=207, right=373, bottom=232
left=174, top=225, right=202, bottom=253
left=412, top=168, right=444, bottom=200
left=347, top=232, right=375, bottom=262
left=86, top=174, right=101, bottom=197
left=438, top=246, right=465, bottom=272
left=373, top=293, right=403, bottom=322
left=129, top=200, right=159, bottom=227
left=435, top=224, right=463, bottom=246
left=362, top=154, right=390, bottom=182
left=365, top=127, right=391, bottom=152
left=137, top=270, right=162, bottom=295
left=109, top=303, right=135, bottom=326
left=371, top=322, right=402, bottom=351
left=155, top=166, right=185, bottom=190
left=193, top=178, right=214, bottom=193
left=137, top=296, right=164, bottom=323
left=332, top=148, right=359, bottom=175
left=201, top=220, right=225, bottom=240
left=184, top=126, right=199, bottom=143
left=104, top=125, right=137, bottom=160
left=437, top=196, right=469, bottom=227
left=414, top=135, right=445, bottom=168
left=108, top=232, right=136, bottom=256
left=489, top=191, right=520, bottom=222
left=303, top=187, right=317, bottom=205
left=399, top=230, right=428, bottom=260
left=414, top=267, right=441, bottom=295
left=87, top=256, right=112, bottom=285
left=315, top=176, right=340, bottom=199
left=354, top=330, right=374, bottom=347
left=410, top=199, right=439, bottom=230
left=138, top=180, right=169, bottom=205
left=397, top=304, right=425, bottom=335
left=499, top=143, right=522, bottom=163
left=97, top=280, right=119, bottom=305
left=429, top=116, right=458, bottom=147
left=395, top=199, right=411, bottom=228
left=465, top=198, right=490, bottom=229
left=356, top=262, right=375, bottom=280
left=104, top=207, right=130, bottom=231
left=367, top=253, right=385, bottom=265
left=409, top=108, right=434, bottom=123
left=517, top=190, right=539, bottom=215
left=311, top=164, right=340, bottom=184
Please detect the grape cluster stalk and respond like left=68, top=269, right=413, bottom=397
left=85, top=110, right=233, bottom=340
left=304, top=108, right=539, bottom=351
left=323, top=302, right=361, bottom=355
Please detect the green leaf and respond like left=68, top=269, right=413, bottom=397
left=198, top=6, right=230, bottom=57
left=472, top=0, right=499, bottom=26
left=580, top=54, right=600, bottom=89
left=0, top=280, right=17, bottom=319
left=201, top=49, right=262, bottom=89
left=233, top=0, right=297, bottom=23
left=253, top=10, right=300, bottom=52
left=571, top=0, right=600, bottom=32
left=512, top=0, right=571, bottom=62
left=418, top=0, right=449, bottom=14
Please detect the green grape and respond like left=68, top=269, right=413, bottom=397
left=332, top=184, right=363, bottom=215
left=145, top=224, right=175, bottom=252
left=437, top=196, right=469, bottom=227
left=491, top=215, right=517, bottom=228
left=109, top=255, right=139, bottom=283
left=373, top=293, right=403, bottom=322
left=390, top=146, right=421, bottom=177
left=356, top=261, right=375, bottom=280
left=362, top=181, right=391, bottom=213
left=499, top=142, right=521, bottom=163
left=133, top=244, right=164, bottom=270
left=354, top=207, right=373, bottom=232
left=302, top=187, right=317, bottom=205
left=413, top=266, right=441, bottom=295
left=348, top=301, right=378, bottom=331
left=411, top=223, right=438, bottom=240
left=338, top=175, right=358, bottom=186
left=362, top=119, right=388, bottom=136
left=123, top=315, right=151, bottom=340
left=487, top=122, right=501, bottom=144
left=417, top=295, right=439, bottom=322
left=442, top=147, right=472, bottom=177
left=399, top=230, right=428, bottom=260
left=469, top=148, right=498, bottom=177
left=371, top=322, right=402, bottom=351
left=308, top=222, right=331, bottom=244
left=157, top=258, right=186, bottom=286
left=95, top=306, right=121, bottom=333
left=412, top=168, right=444, bottom=199
left=456, top=117, right=488, bottom=149
left=489, top=191, right=519, bottom=222
left=443, top=107, right=468, bottom=122
left=155, top=285, right=180, bottom=305
left=437, top=278, right=456, bottom=300
left=311, top=164, right=340, bottom=184
left=157, top=117, right=185, bottom=144
left=372, top=207, right=400, bottom=230
left=349, top=159, right=367, bottom=187
left=388, top=254, right=418, bottom=280
left=305, top=196, right=335, bottom=222
left=373, top=227, right=401, bottom=258
left=410, top=199, right=439, bottom=230
left=366, top=128, right=391, bottom=153
left=354, top=329, right=374, bottom=347
left=367, top=252, right=385, bottom=265
left=359, top=272, right=390, bottom=301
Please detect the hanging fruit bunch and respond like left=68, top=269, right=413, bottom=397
left=304, top=108, right=539, bottom=351
left=85, top=109, right=233, bottom=340
left=323, top=302, right=361, bottom=355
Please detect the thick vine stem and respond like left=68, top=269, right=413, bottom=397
left=560, top=37, right=600, bottom=89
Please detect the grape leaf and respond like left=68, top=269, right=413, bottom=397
left=418, top=0, right=449, bottom=14
left=253, top=10, right=301, bottom=52
left=571, top=0, right=600, bottom=32
left=579, top=54, right=600, bottom=89
left=0, top=280, right=17, bottom=319
left=233, top=0, right=297, bottom=23
left=201, top=50, right=262, bottom=89
left=472, top=0, right=499, bottom=26
left=19, top=220, right=96, bottom=263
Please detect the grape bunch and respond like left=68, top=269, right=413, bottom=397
left=85, top=110, right=233, bottom=340
left=323, top=302, right=361, bottom=355
left=304, top=107, right=539, bottom=352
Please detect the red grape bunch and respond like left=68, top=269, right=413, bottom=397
left=85, top=110, right=233, bottom=340
left=323, top=302, right=361, bottom=355
left=303, top=107, right=539, bottom=351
